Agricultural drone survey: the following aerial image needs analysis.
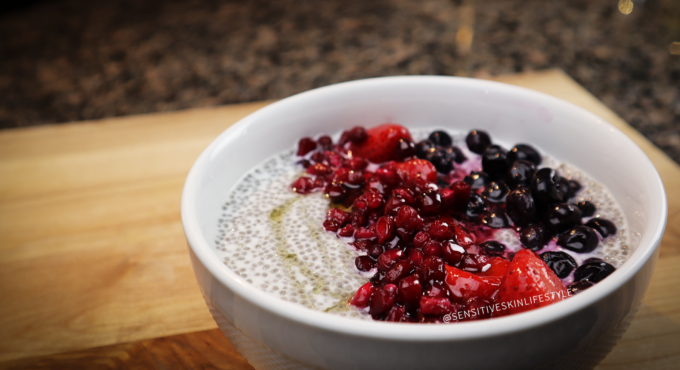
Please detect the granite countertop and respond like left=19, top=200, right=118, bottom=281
left=1, top=0, right=679, bottom=163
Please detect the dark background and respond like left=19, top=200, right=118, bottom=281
left=1, top=0, right=679, bottom=163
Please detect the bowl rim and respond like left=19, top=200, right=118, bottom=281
left=181, top=75, right=667, bottom=341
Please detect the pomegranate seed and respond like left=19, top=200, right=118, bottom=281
left=424, top=281, right=449, bottom=299
left=396, top=228, right=414, bottom=244
left=317, top=135, right=333, bottom=150
left=375, top=216, right=396, bottom=244
left=420, top=296, right=452, bottom=316
left=384, top=197, right=406, bottom=215
left=347, top=157, right=368, bottom=171
left=460, top=253, right=490, bottom=273
left=385, top=305, right=409, bottom=322
left=376, top=166, right=400, bottom=186
left=383, top=259, right=414, bottom=285
left=297, top=137, right=317, bottom=156
left=392, top=187, right=416, bottom=204
left=466, top=298, right=493, bottom=320
left=451, top=181, right=472, bottom=212
left=370, top=284, right=397, bottom=317
left=355, top=226, right=377, bottom=241
left=350, top=282, right=375, bottom=308
left=324, top=183, right=347, bottom=202
left=338, top=224, right=356, bottom=237
left=355, top=256, right=374, bottom=271
left=327, top=153, right=344, bottom=168
left=394, top=138, right=416, bottom=161
left=326, top=208, right=350, bottom=225
left=313, top=176, right=325, bottom=189
left=370, top=270, right=386, bottom=285
left=367, top=244, right=384, bottom=259
left=407, top=248, right=424, bottom=265
left=417, top=189, right=442, bottom=216
left=442, top=240, right=465, bottom=265
left=377, top=249, right=404, bottom=271
left=440, top=187, right=455, bottom=210
left=351, top=240, right=373, bottom=251
left=366, top=189, right=384, bottom=209
left=428, top=219, right=455, bottom=239
left=350, top=210, right=367, bottom=228
left=290, top=176, right=315, bottom=194
left=353, top=197, right=368, bottom=211
left=397, top=275, right=422, bottom=307
left=311, top=151, right=327, bottom=164
left=340, top=126, right=368, bottom=145
left=307, top=163, right=331, bottom=176
left=413, top=231, right=431, bottom=249
left=420, top=256, right=446, bottom=283
left=395, top=205, right=421, bottom=232
left=454, top=226, right=476, bottom=247
left=297, top=159, right=311, bottom=168
left=423, top=240, right=443, bottom=257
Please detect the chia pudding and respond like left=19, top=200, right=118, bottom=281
left=214, top=126, right=630, bottom=322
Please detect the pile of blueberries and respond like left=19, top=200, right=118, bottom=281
left=415, top=129, right=618, bottom=292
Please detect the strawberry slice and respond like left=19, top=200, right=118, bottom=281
left=348, top=124, right=413, bottom=163
left=445, top=265, right=500, bottom=304
left=493, top=249, right=569, bottom=317
left=478, top=257, right=510, bottom=277
left=394, top=158, right=438, bottom=183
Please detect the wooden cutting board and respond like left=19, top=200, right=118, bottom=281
left=0, top=70, right=678, bottom=369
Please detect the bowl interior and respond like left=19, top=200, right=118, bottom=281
left=182, top=76, right=666, bottom=338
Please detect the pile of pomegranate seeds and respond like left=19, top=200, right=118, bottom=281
left=290, top=124, right=617, bottom=323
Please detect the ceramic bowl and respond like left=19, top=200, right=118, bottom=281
left=181, top=76, right=667, bottom=370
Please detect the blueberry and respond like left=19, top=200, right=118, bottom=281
left=481, top=145, right=510, bottom=179
left=506, top=188, right=536, bottom=226
left=394, top=138, right=416, bottom=161
left=558, top=177, right=571, bottom=199
left=520, top=224, right=549, bottom=251
left=463, top=171, right=489, bottom=190
left=557, top=225, right=599, bottom=253
left=568, top=280, right=594, bottom=294
left=465, top=130, right=492, bottom=154
left=465, top=193, right=487, bottom=220
left=505, top=160, right=536, bottom=188
left=428, top=130, right=453, bottom=147
left=544, top=203, right=582, bottom=234
left=481, top=181, right=510, bottom=204
left=575, top=201, right=596, bottom=217
left=540, top=251, right=577, bottom=279
left=574, top=258, right=616, bottom=283
left=480, top=240, right=506, bottom=256
left=426, top=148, right=455, bottom=173
left=507, top=144, right=542, bottom=165
left=415, top=140, right=436, bottom=159
left=568, top=180, right=581, bottom=197
left=585, top=218, right=617, bottom=238
left=531, top=168, right=566, bottom=206
left=450, top=146, right=467, bottom=164
left=480, top=210, right=511, bottom=229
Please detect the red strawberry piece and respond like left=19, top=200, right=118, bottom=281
left=395, top=158, right=438, bottom=184
left=493, top=249, right=569, bottom=317
left=444, top=265, right=501, bottom=304
left=348, top=124, right=413, bottom=163
left=478, top=257, right=510, bottom=277
left=350, top=282, right=375, bottom=309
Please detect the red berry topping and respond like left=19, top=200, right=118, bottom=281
left=420, top=296, right=452, bottom=316
left=350, top=282, right=375, bottom=308
left=397, top=275, right=422, bottom=307
left=370, top=284, right=397, bottom=317
left=377, top=249, right=404, bottom=271
left=348, top=124, right=412, bottom=163
left=375, top=215, right=396, bottom=244
left=291, top=176, right=315, bottom=194
left=395, top=205, right=421, bottom=232
left=297, top=137, right=317, bottom=156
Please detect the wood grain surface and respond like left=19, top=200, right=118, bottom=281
left=0, top=70, right=678, bottom=369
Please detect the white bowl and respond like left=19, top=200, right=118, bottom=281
left=181, top=76, right=667, bottom=370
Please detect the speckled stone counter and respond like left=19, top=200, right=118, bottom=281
left=1, top=0, right=679, bottom=163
